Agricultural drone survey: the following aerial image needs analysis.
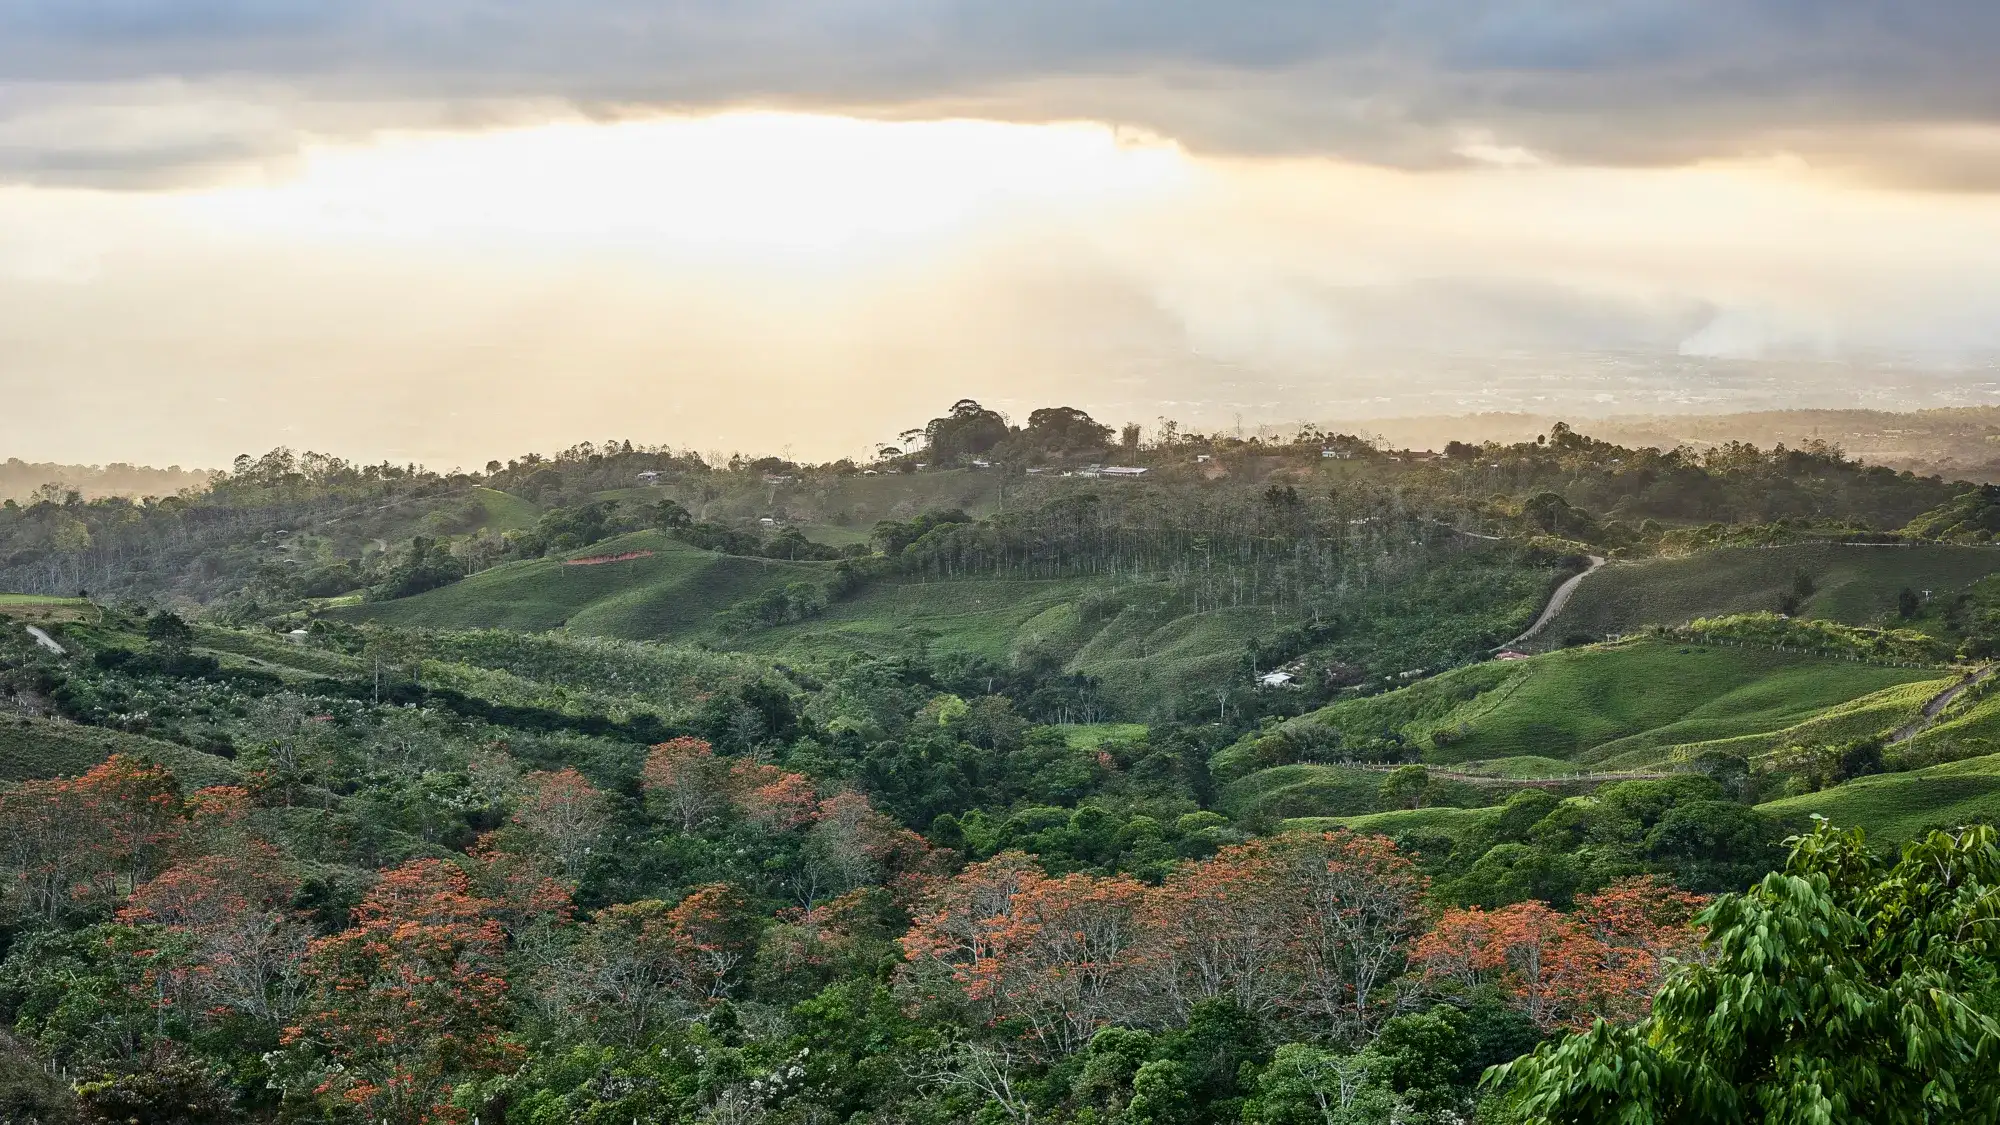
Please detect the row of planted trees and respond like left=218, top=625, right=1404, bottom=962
left=889, top=485, right=1488, bottom=615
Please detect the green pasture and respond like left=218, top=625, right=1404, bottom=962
left=748, top=576, right=1109, bottom=663
left=1282, top=805, right=1504, bottom=837
left=1061, top=723, right=1149, bottom=750
left=1890, top=687, right=2000, bottom=770
left=0, top=594, right=86, bottom=607
left=1218, top=763, right=1387, bottom=822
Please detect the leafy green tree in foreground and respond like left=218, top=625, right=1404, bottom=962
left=1492, top=820, right=2000, bottom=1124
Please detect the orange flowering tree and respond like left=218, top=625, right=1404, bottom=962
left=509, top=767, right=608, bottom=882
left=284, top=859, right=517, bottom=1125
left=901, top=852, right=1155, bottom=1056
left=640, top=736, right=727, bottom=831
left=181, top=784, right=256, bottom=855
left=120, top=843, right=312, bottom=1025
left=0, top=754, right=187, bottom=922
left=903, top=832, right=1433, bottom=1054
left=531, top=882, right=756, bottom=1045
left=1150, top=839, right=1312, bottom=1021
left=1263, top=831, right=1431, bottom=1037
left=466, top=831, right=574, bottom=934
left=75, top=754, right=185, bottom=889
left=1414, top=876, right=1708, bottom=1031
left=0, top=774, right=117, bottom=923
left=728, top=761, right=821, bottom=831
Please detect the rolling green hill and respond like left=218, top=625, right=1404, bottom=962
left=1759, top=751, right=2000, bottom=840
left=334, top=531, right=829, bottom=639
left=1543, top=543, right=2000, bottom=641
left=1270, top=639, right=1946, bottom=771
left=1208, top=639, right=1957, bottom=819
left=1219, top=763, right=1388, bottom=822
left=471, top=486, right=541, bottom=532
left=744, top=576, right=1292, bottom=712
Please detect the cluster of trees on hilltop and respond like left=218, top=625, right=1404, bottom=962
left=881, top=399, right=1126, bottom=467
left=872, top=481, right=1514, bottom=613
left=3, top=400, right=1983, bottom=611
left=1418, top=422, right=1960, bottom=532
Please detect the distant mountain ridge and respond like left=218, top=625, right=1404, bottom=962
left=0, top=457, right=215, bottom=503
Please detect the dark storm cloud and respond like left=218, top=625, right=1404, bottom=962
left=2, top=1, right=1999, bottom=185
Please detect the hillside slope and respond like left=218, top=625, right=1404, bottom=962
left=335, top=531, right=830, bottom=638
left=1542, top=543, right=2000, bottom=641
left=1759, top=751, right=2000, bottom=840
left=0, top=714, right=239, bottom=787
left=1262, top=639, right=1945, bottom=771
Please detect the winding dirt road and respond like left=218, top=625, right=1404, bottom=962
left=23, top=625, right=64, bottom=655
left=1499, top=555, right=1607, bottom=650
left=1889, top=663, right=1997, bottom=743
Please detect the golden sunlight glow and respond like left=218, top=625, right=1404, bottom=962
left=186, top=113, right=1191, bottom=262
left=14, top=108, right=2000, bottom=466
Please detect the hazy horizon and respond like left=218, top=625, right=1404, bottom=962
left=7, top=4, right=2000, bottom=467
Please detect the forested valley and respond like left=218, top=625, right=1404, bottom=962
left=0, top=401, right=1997, bottom=1124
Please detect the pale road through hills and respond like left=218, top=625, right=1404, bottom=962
left=1501, top=554, right=1608, bottom=651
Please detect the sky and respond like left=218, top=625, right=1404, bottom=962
left=5, top=1, right=2000, bottom=468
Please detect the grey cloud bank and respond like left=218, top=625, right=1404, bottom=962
left=4, top=1, right=2000, bottom=185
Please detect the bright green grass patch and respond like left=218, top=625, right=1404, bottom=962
left=1758, top=751, right=2000, bottom=841
left=1573, top=677, right=1944, bottom=771
left=793, top=524, right=872, bottom=549
left=1451, top=755, right=1587, bottom=778
left=1219, top=763, right=1386, bottom=822
left=472, top=487, right=540, bottom=532
left=1891, top=689, right=2000, bottom=770
left=1283, top=805, right=1504, bottom=836
left=0, top=593, right=86, bottom=606
left=1545, top=543, right=2000, bottom=639
left=0, top=715, right=237, bottom=788
left=1063, top=723, right=1148, bottom=750
left=1070, top=604, right=1286, bottom=716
